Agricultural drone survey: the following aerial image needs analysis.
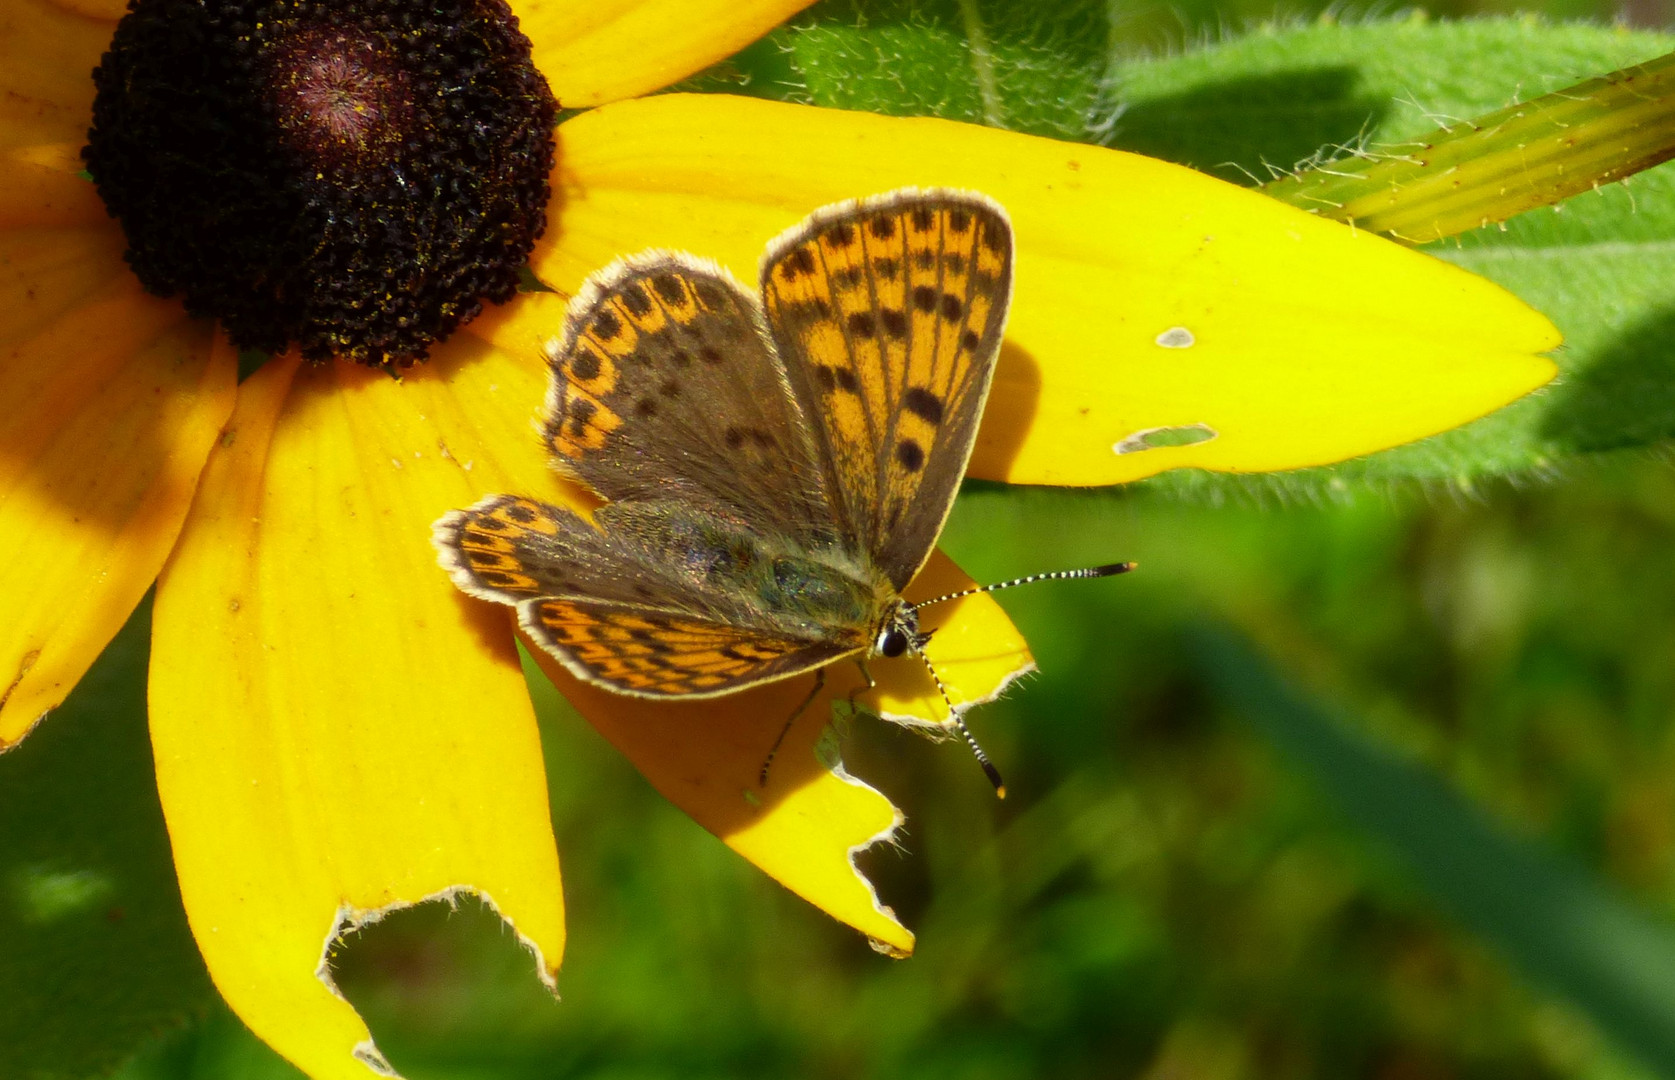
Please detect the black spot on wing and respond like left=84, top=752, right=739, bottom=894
left=903, top=387, right=943, bottom=425
left=651, top=273, right=685, bottom=305
left=622, top=281, right=653, bottom=317
left=781, top=247, right=817, bottom=280
left=570, top=350, right=600, bottom=380
left=693, top=280, right=730, bottom=310
left=567, top=398, right=596, bottom=435
left=592, top=309, right=622, bottom=340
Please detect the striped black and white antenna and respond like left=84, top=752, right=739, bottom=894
left=912, top=561, right=1136, bottom=798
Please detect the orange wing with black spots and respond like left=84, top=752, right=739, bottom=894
left=433, top=495, right=585, bottom=603
left=541, top=253, right=836, bottom=547
left=760, top=189, right=1014, bottom=589
left=519, top=597, right=861, bottom=698
left=434, top=494, right=693, bottom=610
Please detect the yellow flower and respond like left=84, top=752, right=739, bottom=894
left=0, top=0, right=1558, bottom=1075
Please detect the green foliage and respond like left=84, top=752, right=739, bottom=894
left=0, top=598, right=218, bottom=1079
left=1203, top=627, right=1675, bottom=1072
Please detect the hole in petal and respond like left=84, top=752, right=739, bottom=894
left=323, top=891, right=559, bottom=1071
left=1113, top=424, right=1219, bottom=455
left=1155, top=326, right=1196, bottom=349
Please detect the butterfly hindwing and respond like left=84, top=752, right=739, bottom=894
left=436, top=495, right=876, bottom=696
left=519, top=597, right=858, bottom=698
left=433, top=495, right=605, bottom=603
left=541, top=254, right=836, bottom=547
left=435, top=494, right=735, bottom=612
left=761, top=190, right=1014, bottom=588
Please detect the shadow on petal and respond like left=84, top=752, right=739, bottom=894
left=969, top=339, right=1042, bottom=484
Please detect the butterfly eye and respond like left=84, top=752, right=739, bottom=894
left=876, top=627, right=910, bottom=658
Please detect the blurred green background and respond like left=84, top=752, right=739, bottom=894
left=11, top=0, right=1675, bottom=1077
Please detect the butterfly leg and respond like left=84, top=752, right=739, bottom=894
left=847, top=658, right=877, bottom=714
left=758, top=667, right=826, bottom=788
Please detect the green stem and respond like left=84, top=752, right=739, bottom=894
left=1264, top=50, right=1675, bottom=243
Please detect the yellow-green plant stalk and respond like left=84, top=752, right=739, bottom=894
left=1265, top=49, right=1675, bottom=242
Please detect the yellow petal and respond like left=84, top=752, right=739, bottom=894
left=0, top=0, right=111, bottom=148
left=519, top=0, right=813, bottom=108
left=48, top=0, right=126, bottom=20
left=522, top=550, right=1028, bottom=954
left=0, top=280, right=232, bottom=746
left=0, top=223, right=128, bottom=348
left=150, top=350, right=568, bottom=1080
left=539, top=94, right=1560, bottom=486
left=0, top=144, right=108, bottom=229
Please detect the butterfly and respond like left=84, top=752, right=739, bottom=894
left=433, top=188, right=1130, bottom=793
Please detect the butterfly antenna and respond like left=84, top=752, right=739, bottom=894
left=919, top=654, right=1006, bottom=799
left=911, top=562, right=1136, bottom=611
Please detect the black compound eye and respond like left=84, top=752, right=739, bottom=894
left=878, top=628, right=910, bottom=658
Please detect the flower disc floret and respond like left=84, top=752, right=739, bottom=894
left=83, top=0, right=558, bottom=368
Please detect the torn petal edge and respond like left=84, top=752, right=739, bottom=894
left=827, top=744, right=913, bottom=958
left=315, top=885, right=562, bottom=1074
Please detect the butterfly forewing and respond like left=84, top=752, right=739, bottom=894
left=761, top=191, right=1013, bottom=588
left=542, top=254, right=837, bottom=547
left=520, top=597, right=860, bottom=698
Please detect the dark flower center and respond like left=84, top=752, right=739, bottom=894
left=83, top=0, right=558, bottom=369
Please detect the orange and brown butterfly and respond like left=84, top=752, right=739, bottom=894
left=433, top=188, right=1130, bottom=791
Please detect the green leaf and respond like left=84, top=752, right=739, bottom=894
left=0, top=597, right=219, bottom=1079
left=758, top=7, right=1675, bottom=494
left=1196, top=626, right=1675, bottom=1075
